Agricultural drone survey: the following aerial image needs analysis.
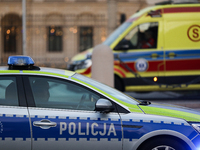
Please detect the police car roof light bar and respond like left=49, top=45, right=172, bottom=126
left=8, top=56, right=34, bottom=66
left=8, top=56, right=40, bottom=70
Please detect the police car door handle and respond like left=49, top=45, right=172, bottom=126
left=33, top=120, right=57, bottom=129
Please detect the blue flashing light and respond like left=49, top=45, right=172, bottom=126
left=8, top=56, right=34, bottom=66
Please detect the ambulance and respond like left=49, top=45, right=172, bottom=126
left=68, top=2, right=200, bottom=94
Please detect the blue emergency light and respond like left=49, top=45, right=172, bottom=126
left=8, top=56, right=34, bottom=66
left=8, top=56, right=39, bottom=70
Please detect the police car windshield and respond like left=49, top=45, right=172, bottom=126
left=103, top=22, right=132, bottom=46
left=73, top=74, right=139, bottom=105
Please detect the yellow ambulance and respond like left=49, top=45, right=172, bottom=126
left=68, top=2, right=200, bottom=95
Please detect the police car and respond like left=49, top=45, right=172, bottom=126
left=1, top=56, right=200, bottom=150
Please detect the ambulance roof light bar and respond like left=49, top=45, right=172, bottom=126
left=8, top=56, right=40, bottom=70
left=155, top=1, right=173, bottom=5
left=155, top=0, right=199, bottom=5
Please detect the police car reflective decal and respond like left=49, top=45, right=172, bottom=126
left=0, top=121, right=3, bottom=133
left=122, top=119, right=198, bottom=141
left=0, top=114, right=31, bottom=140
left=31, top=115, right=122, bottom=141
left=1, top=113, right=200, bottom=144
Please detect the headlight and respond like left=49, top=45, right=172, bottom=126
left=74, top=59, right=92, bottom=70
left=191, top=123, right=200, bottom=133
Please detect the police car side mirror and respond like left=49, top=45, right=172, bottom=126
left=95, top=99, right=114, bottom=113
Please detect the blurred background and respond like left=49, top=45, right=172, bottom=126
left=0, top=0, right=198, bottom=68
left=1, top=0, right=200, bottom=110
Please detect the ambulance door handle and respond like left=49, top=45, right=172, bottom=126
left=168, top=52, right=176, bottom=58
left=33, top=119, right=57, bottom=129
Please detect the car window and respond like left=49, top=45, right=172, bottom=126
left=73, top=73, right=140, bottom=105
left=28, top=76, right=101, bottom=111
left=0, top=77, right=18, bottom=106
left=114, top=22, right=158, bottom=50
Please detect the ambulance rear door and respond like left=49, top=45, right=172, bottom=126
left=163, top=7, right=200, bottom=90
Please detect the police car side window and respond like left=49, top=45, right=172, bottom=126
left=0, top=77, right=18, bottom=106
left=28, top=76, right=101, bottom=111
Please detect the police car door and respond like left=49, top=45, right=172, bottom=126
left=0, top=76, right=31, bottom=150
left=24, top=76, right=122, bottom=150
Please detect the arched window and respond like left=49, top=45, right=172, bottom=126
left=76, top=13, right=95, bottom=52
left=45, top=14, right=64, bottom=52
left=1, top=14, right=22, bottom=53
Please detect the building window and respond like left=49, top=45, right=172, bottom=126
left=48, top=26, right=63, bottom=52
left=4, top=26, right=16, bottom=52
left=120, top=13, right=126, bottom=24
left=79, top=27, right=93, bottom=52
left=2, top=14, right=22, bottom=54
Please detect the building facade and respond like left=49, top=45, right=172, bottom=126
left=3, top=0, right=196, bottom=68
left=0, top=0, right=148, bottom=68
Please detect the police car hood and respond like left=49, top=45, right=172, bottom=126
left=138, top=102, right=200, bottom=122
